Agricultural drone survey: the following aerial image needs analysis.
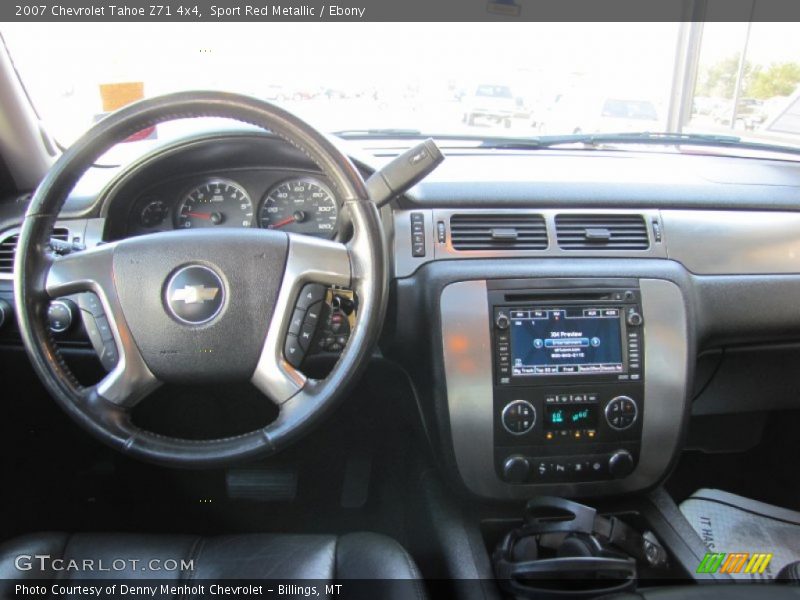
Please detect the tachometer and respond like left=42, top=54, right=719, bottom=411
left=175, top=179, right=253, bottom=229
left=259, top=178, right=338, bottom=239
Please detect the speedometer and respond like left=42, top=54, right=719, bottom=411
left=259, top=178, right=338, bottom=239
left=175, top=179, right=253, bottom=229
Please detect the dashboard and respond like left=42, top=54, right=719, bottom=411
left=4, top=130, right=800, bottom=502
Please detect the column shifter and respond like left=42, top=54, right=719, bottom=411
left=365, top=138, right=444, bottom=207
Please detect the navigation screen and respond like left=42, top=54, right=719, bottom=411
left=509, top=307, right=624, bottom=376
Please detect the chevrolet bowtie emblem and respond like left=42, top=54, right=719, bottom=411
left=165, top=265, right=225, bottom=325
left=170, top=284, right=220, bottom=304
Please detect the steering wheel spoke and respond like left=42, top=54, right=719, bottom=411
left=45, top=242, right=116, bottom=299
left=46, top=244, right=161, bottom=408
left=251, top=233, right=351, bottom=404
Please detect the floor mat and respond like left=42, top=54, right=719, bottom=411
left=680, top=488, right=800, bottom=581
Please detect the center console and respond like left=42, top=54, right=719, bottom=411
left=490, top=282, right=644, bottom=485
left=440, top=277, right=689, bottom=500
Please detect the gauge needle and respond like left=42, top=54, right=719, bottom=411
left=269, top=217, right=296, bottom=229
left=186, top=211, right=212, bottom=220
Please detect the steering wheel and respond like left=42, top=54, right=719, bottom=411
left=14, top=91, right=387, bottom=467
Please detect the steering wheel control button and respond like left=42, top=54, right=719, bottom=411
left=94, top=315, right=114, bottom=342
left=288, top=308, right=305, bottom=336
left=47, top=300, right=74, bottom=333
left=284, top=334, right=305, bottom=368
left=501, top=400, right=536, bottom=435
left=165, top=265, right=225, bottom=325
left=298, top=322, right=316, bottom=351
left=101, top=341, right=119, bottom=369
left=305, top=301, right=323, bottom=325
left=605, top=396, right=638, bottom=430
left=77, top=292, right=104, bottom=316
left=297, top=283, right=326, bottom=310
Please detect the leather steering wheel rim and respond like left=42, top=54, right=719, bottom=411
left=14, top=91, right=387, bottom=468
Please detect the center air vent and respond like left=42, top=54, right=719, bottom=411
left=450, top=214, right=547, bottom=251
left=555, top=214, right=649, bottom=250
left=0, top=228, right=69, bottom=274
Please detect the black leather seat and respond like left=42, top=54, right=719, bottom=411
left=0, top=532, right=426, bottom=599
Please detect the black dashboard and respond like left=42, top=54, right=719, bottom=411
left=4, top=130, right=800, bottom=501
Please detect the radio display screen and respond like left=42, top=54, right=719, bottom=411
left=545, top=404, right=598, bottom=430
left=509, top=307, right=624, bottom=376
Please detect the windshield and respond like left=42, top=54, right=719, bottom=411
left=3, top=22, right=800, bottom=154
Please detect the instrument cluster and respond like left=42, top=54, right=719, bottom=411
left=126, top=171, right=340, bottom=239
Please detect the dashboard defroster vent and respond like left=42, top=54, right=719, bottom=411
left=0, top=228, right=69, bottom=274
left=450, top=213, right=547, bottom=251
left=555, top=214, right=649, bottom=250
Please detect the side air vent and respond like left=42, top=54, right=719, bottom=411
left=450, top=214, right=548, bottom=251
left=0, top=228, right=69, bottom=274
left=555, top=214, right=649, bottom=250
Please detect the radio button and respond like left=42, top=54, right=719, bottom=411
left=533, top=460, right=550, bottom=479
left=501, top=400, right=536, bottom=435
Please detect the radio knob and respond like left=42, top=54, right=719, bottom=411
left=626, top=310, right=643, bottom=327
left=608, top=450, right=635, bottom=479
left=502, top=455, right=531, bottom=483
left=495, top=312, right=510, bottom=330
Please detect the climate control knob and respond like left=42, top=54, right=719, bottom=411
left=605, top=396, right=638, bottom=430
left=501, top=400, right=536, bottom=435
left=608, top=450, right=635, bottom=479
left=502, top=455, right=531, bottom=483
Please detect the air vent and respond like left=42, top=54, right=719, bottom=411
left=450, top=214, right=547, bottom=251
left=555, top=214, right=649, bottom=250
left=0, top=228, right=69, bottom=274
